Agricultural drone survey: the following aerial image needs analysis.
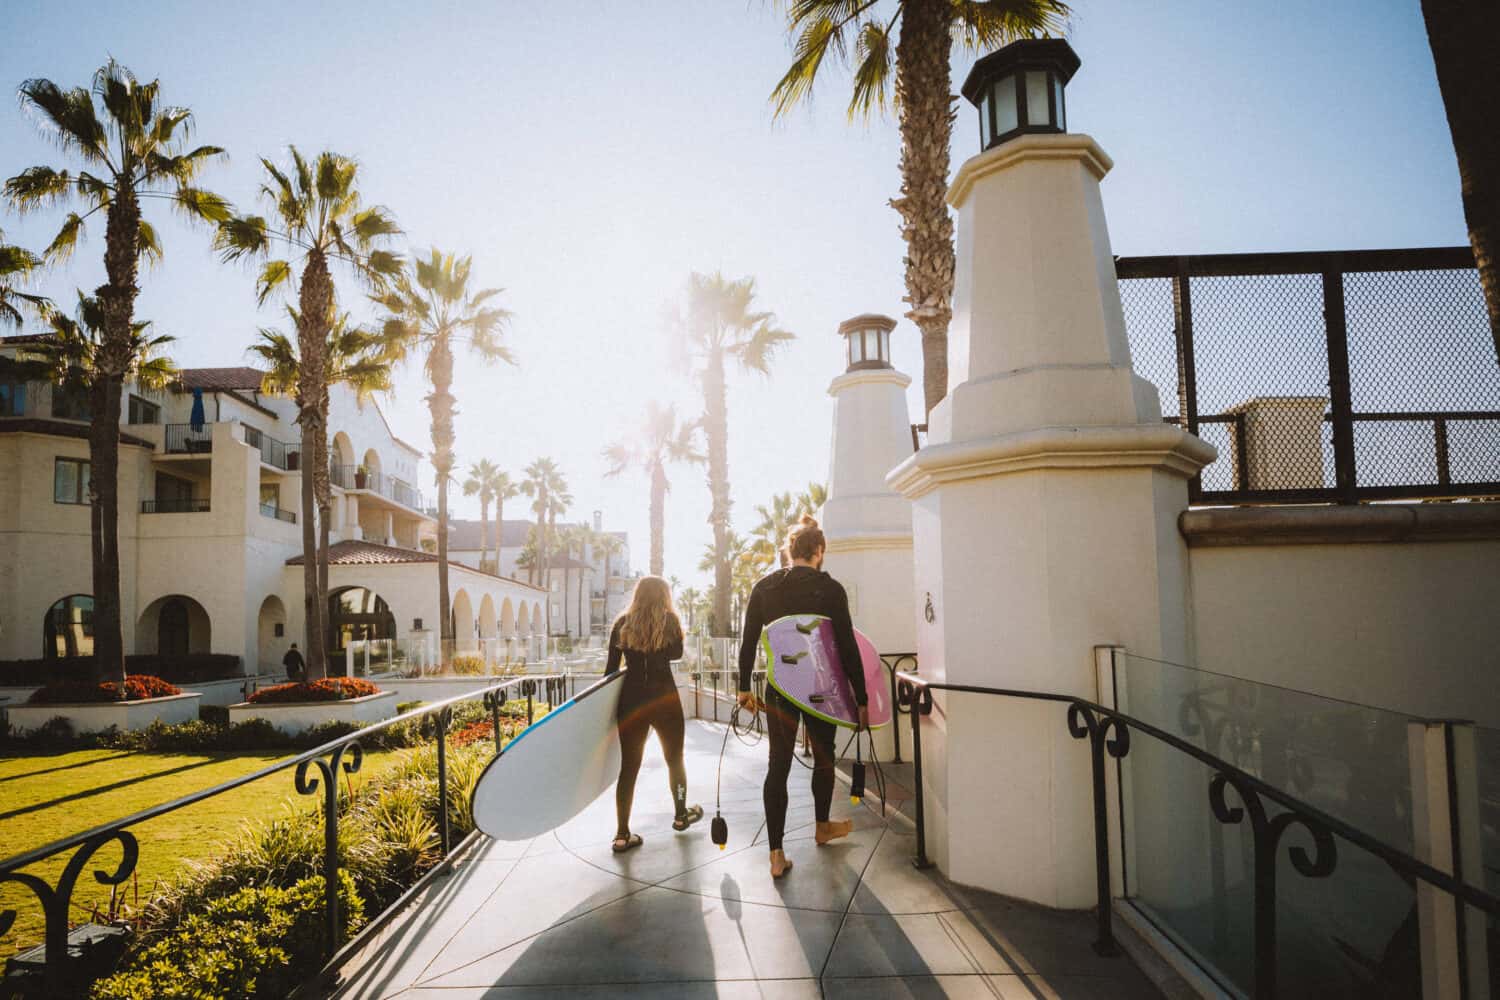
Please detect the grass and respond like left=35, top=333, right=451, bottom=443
left=0, top=745, right=414, bottom=956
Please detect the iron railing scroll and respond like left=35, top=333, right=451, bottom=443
left=0, top=675, right=552, bottom=996
left=893, top=670, right=1500, bottom=1000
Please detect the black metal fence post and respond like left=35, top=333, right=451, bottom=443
left=1172, top=256, right=1202, bottom=502
left=1067, top=705, right=1130, bottom=957
left=484, top=691, right=503, bottom=755
left=903, top=681, right=934, bottom=869
left=1322, top=265, right=1359, bottom=504
left=1435, top=417, right=1452, bottom=487
left=294, top=742, right=362, bottom=957
left=524, top=679, right=535, bottom=725
left=889, top=664, right=903, bottom=764
left=436, top=708, right=451, bottom=856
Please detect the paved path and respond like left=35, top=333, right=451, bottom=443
left=331, top=719, right=1163, bottom=999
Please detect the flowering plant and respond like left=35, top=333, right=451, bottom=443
left=248, top=677, right=382, bottom=704
left=28, top=675, right=183, bottom=704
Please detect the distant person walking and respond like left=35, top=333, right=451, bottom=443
left=282, top=643, right=305, bottom=682
left=606, top=576, right=701, bottom=852
left=738, top=515, right=867, bottom=879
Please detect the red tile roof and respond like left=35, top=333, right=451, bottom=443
left=286, top=540, right=437, bottom=566
left=176, top=367, right=268, bottom=392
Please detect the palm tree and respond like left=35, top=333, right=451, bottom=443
left=2, top=293, right=175, bottom=408
left=679, top=586, right=702, bottom=634
left=0, top=228, right=49, bottom=327
left=462, top=459, right=507, bottom=572
left=249, top=307, right=397, bottom=669
left=603, top=402, right=703, bottom=576
left=676, top=272, right=794, bottom=636
left=520, top=458, right=569, bottom=631
left=797, top=481, right=827, bottom=516
left=594, top=532, right=626, bottom=623
left=5, top=60, right=229, bottom=683
left=374, top=249, right=513, bottom=661
left=771, top=1, right=1070, bottom=416
left=750, top=490, right=800, bottom=567
left=216, top=147, right=400, bottom=680
left=1421, top=1, right=1500, bottom=351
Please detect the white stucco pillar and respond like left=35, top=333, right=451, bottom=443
left=887, top=131, right=1215, bottom=907
left=822, top=313, right=917, bottom=761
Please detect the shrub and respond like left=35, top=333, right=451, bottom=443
left=450, top=655, right=486, bottom=676
left=0, top=654, right=241, bottom=687
left=199, top=704, right=230, bottom=727
left=247, top=677, right=381, bottom=704
left=91, top=872, right=363, bottom=1000
left=27, top=675, right=182, bottom=704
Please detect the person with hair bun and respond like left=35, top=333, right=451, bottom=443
left=606, top=575, right=701, bottom=853
left=737, top=514, right=867, bottom=879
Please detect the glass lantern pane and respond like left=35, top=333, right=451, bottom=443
left=1053, top=74, right=1065, bottom=131
left=993, top=75, right=1018, bottom=136
left=880, top=328, right=891, bottom=361
left=863, top=329, right=878, bottom=362
left=849, top=334, right=863, bottom=364
left=1025, top=70, right=1049, bottom=127
left=980, top=93, right=993, bottom=147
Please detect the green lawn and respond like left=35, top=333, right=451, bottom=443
left=0, top=745, right=413, bottom=956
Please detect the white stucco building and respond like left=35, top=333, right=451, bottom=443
left=0, top=353, right=546, bottom=676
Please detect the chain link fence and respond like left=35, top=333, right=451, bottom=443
left=1117, top=248, right=1500, bottom=503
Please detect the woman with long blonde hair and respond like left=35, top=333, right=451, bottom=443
left=605, top=575, right=701, bottom=852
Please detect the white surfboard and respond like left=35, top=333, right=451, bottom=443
left=471, top=671, right=625, bottom=841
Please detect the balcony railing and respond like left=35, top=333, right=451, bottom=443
left=163, top=423, right=213, bottom=455
left=259, top=501, right=296, bottom=523
left=242, top=424, right=300, bottom=471
left=141, top=498, right=210, bottom=513
left=329, top=464, right=426, bottom=511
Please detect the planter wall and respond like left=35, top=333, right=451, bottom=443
left=186, top=673, right=283, bottom=708
left=227, top=691, right=400, bottom=735
left=370, top=676, right=524, bottom=706
left=4, top=692, right=202, bottom=735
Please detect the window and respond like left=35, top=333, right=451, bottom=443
left=127, top=394, right=160, bottom=425
left=155, top=472, right=193, bottom=507
left=54, top=458, right=91, bottom=505
left=50, top=385, right=90, bottom=421
left=0, top=377, right=25, bottom=416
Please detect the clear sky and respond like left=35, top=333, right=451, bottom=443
left=0, top=0, right=1465, bottom=586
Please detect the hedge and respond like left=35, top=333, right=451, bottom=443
left=0, top=654, right=242, bottom=688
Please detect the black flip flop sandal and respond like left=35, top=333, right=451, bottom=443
left=672, top=805, right=704, bottom=831
left=611, top=833, right=643, bottom=853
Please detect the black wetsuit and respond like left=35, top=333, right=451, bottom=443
left=737, top=567, right=867, bottom=852
left=606, top=618, right=688, bottom=837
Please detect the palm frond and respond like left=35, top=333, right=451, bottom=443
left=18, top=79, right=109, bottom=165
left=769, top=0, right=879, bottom=118
left=849, top=18, right=895, bottom=119
left=953, top=0, right=1072, bottom=49
left=4, top=166, right=75, bottom=210
left=214, top=214, right=270, bottom=261
left=136, top=218, right=163, bottom=267
left=43, top=212, right=87, bottom=263
left=172, top=185, right=232, bottom=224
left=255, top=259, right=292, bottom=306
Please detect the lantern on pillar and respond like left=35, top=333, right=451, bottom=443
left=838, top=313, right=896, bottom=372
left=961, top=38, right=1080, bottom=151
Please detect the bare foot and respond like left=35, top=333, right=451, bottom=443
left=770, top=849, right=793, bottom=879
left=815, top=819, right=854, bottom=845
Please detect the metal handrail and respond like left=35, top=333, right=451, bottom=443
left=892, top=670, right=1500, bottom=1000
left=0, top=674, right=558, bottom=994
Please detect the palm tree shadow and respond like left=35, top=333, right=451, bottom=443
left=0, top=756, right=221, bottom=822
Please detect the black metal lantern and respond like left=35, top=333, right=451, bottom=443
left=961, top=38, right=1080, bottom=151
left=838, top=313, right=896, bottom=372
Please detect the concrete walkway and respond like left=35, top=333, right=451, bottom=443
left=330, top=718, right=1164, bottom=999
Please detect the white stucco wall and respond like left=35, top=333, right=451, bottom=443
left=1186, top=537, right=1500, bottom=726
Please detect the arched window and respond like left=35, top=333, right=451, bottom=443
left=44, top=595, right=94, bottom=659
left=328, top=586, right=396, bottom=653
left=158, top=598, right=190, bottom=657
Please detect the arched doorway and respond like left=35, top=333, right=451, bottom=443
left=501, top=597, right=515, bottom=638
left=532, top=602, right=543, bottom=635
left=451, top=590, right=475, bottom=652
left=43, top=594, right=94, bottom=659
left=136, top=595, right=212, bottom=656
left=516, top=602, right=529, bottom=636
left=257, top=595, right=288, bottom=674
left=478, top=594, right=497, bottom=640
left=328, top=586, right=396, bottom=655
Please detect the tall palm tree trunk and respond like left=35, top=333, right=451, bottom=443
left=428, top=334, right=456, bottom=664
left=297, top=250, right=333, bottom=680
left=315, top=384, right=332, bottom=669
left=545, top=508, right=556, bottom=634
left=705, top=348, right=732, bottom=636
left=1422, top=0, right=1500, bottom=354
left=563, top=554, right=572, bottom=636
left=649, top=461, right=666, bottom=577
left=479, top=497, right=491, bottom=570
left=494, top=495, right=505, bottom=572
left=577, top=538, right=586, bottom=636
left=894, top=0, right=957, bottom=416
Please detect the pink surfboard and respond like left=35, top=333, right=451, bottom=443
left=761, top=615, right=892, bottom=729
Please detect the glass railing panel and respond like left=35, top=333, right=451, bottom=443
left=1117, top=653, right=1420, bottom=998
left=1473, top=724, right=1500, bottom=986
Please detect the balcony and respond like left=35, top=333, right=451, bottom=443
left=142, top=498, right=210, bottom=514
left=163, top=423, right=213, bottom=455
left=330, top=464, right=427, bottom=513
left=258, top=501, right=296, bottom=524
left=241, top=424, right=300, bottom=471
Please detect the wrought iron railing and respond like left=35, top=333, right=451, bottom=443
left=241, top=424, right=298, bottom=470
left=258, top=501, right=296, bottom=523
left=162, top=423, right=212, bottom=455
left=329, top=464, right=426, bottom=511
left=893, top=669, right=1500, bottom=1000
left=140, top=498, right=210, bottom=514
left=1117, top=247, right=1500, bottom=504
left=0, top=676, right=559, bottom=996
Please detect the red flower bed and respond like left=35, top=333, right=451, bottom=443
left=248, top=677, right=382, bottom=705
left=28, top=675, right=183, bottom=704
